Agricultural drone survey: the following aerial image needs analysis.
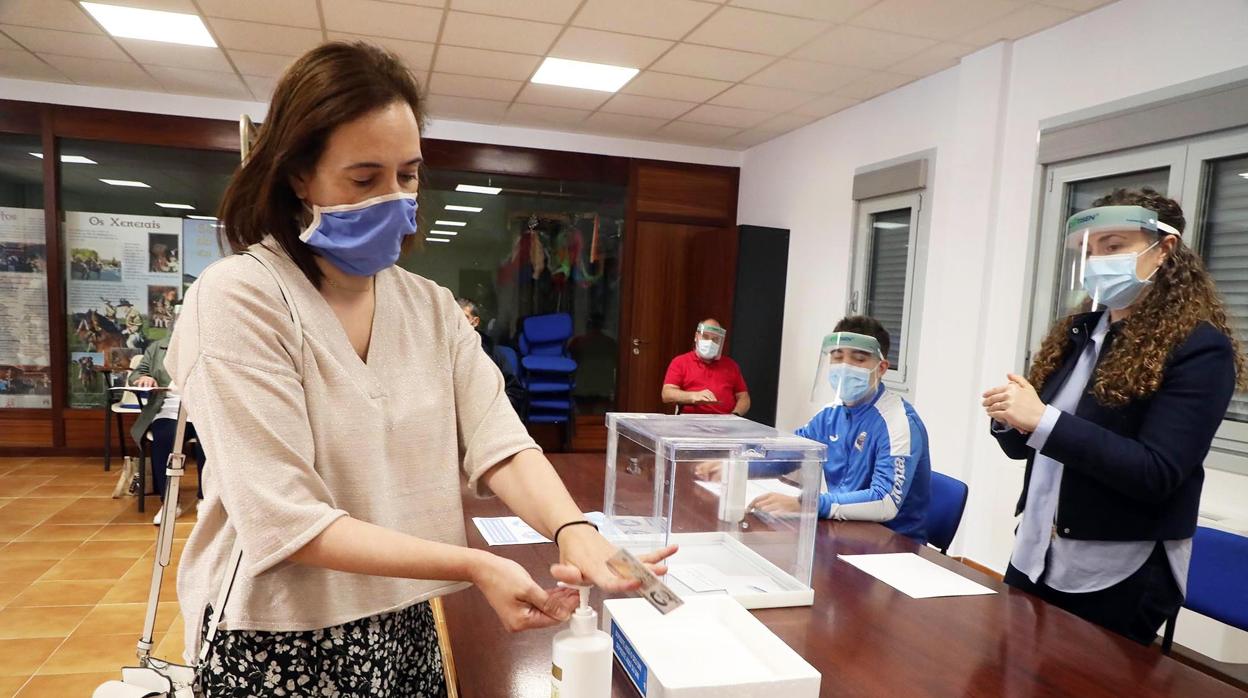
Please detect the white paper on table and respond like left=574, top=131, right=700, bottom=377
left=837, top=553, right=997, bottom=599
left=472, top=511, right=605, bottom=546
left=694, top=478, right=802, bottom=502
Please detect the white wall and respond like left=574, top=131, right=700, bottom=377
left=0, top=77, right=741, bottom=168
left=739, top=0, right=1248, bottom=575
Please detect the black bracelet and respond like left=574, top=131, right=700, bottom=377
left=553, top=520, right=599, bottom=546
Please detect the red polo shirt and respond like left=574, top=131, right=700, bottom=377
left=663, top=351, right=748, bottom=415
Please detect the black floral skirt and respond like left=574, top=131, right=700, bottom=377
left=198, top=601, right=447, bottom=697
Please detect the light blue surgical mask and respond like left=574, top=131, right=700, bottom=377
left=299, top=192, right=418, bottom=276
left=1082, top=241, right=1160, bottom=311
left=827, top=363, right=876, bottom=405
left=696, top=339, right=721, bottom=360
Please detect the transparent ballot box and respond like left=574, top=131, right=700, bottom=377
left=603, top=413, right=825, bottom=609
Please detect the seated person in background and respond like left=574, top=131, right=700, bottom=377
left=130, top=304, right=205, bottom=525
left=457, top=297, right=525, bottom=413
left=698, top=316, right=931, bottom=543
left=661, top=318, right=750, bottom=416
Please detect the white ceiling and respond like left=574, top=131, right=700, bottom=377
left=0, top=0, right=1116, bottom=150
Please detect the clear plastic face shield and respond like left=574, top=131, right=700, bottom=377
left=810, top=332, right=885, bottom=406
left=1059, top=205, right=1180, bottom=314
left=694, top=323, right=727, bottom=361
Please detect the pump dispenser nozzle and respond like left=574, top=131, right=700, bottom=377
left=558, top=582, right=597, bottom=635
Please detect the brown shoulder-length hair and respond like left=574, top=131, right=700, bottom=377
left=1029, top=187, right=1247, bottom=406
left=218, top=41, right=426, bottom=288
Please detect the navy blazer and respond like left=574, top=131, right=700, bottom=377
left=992, top=311, right=1236, bottom=541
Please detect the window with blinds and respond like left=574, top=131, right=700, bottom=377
left=1200, top=153, right=1248, bottom=422
left=865, top=208, right=912, bottom=366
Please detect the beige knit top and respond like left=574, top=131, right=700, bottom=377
left=166, top=241, right=537, bottom=658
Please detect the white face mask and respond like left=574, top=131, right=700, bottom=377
left=1083, top=240, right=1161, bottom=310
left=696, top=339, right=721, bottom=360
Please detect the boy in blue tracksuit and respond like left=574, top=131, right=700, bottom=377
left=737, top=316, right=932, bottom=543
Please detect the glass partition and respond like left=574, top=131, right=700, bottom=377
left=0, top=134, right=50, bottom=408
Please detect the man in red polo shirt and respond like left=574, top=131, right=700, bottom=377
left=661, top=319, right=751, bottom=416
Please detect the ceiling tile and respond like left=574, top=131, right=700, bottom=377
left=573, top=0, right=717, bottom=41
left=1041, top=0, right=1115, bottom=10
left=39, top=54, right=160, bottom=91
left=1, top=26, right=128, bottom=61
left=516, top=83, right=612, bottom=111
left=441, top=12, right=561, bottom=55
left=426, top=95, right=510, bottom=124
left=242, top=73, right=278, bottom=100
left=117, top=40, right=234, bottom=73
left=791, top=93, right=860, bottom=117
left=503, top=103, right=591, bottom=129
left=726, top=0, right=878, bottom=23
left=850, top=0, right=1027, bottom=41
left=434, top=45, right=540, bottom=81
left=0, top=1, right=100, bottom=34
left=0, top=32, right=17, bottom=50
left=582, top=112, right=668, bottom=137
left=323, top=0, right=442, bottom=43
left=709, top=83, right=815, bottom=111
left=449, top=0, right=580, bottom=24
left=723, top=127, right=786, bottom=148
left=196, top=0, right=321, bottom=28
left=889, top=42, right=976, bottom=77
left=600, top=94, right=697, bottom=120
left=656, top=120, right=739, bottom=145
left=326, top=33, right=436, bottom=71
left=228, top=50, right=296, bottom=78
left=549, top=28, right=673, bottom=68
left=795, top=26, right=936, bottom=69
left=746, top=58, right=867, bottom=92
left=961, top=4, right=1079, bottom=46
left=757, top=111, right=819, bottom=131
left=835, top=71, right=915, bottom=100
left=147, top=65, right=252, bottom=99
left=650, top=44, right=773, bottom=82
left=428, top=72, right=523, bottom=101
left=682, top=103, right=773, bottom=129
left=95, top=0, right=197, bottom=11
left=686, top=7, right=830, bottom=56
left=0, top=49, right=69, bottom=82
left=207, top=18, right=323, bottom=55
left=620, top=71, right=732, bottom=102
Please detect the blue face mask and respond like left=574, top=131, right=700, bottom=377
left=827, top=363, right=876, bottom=405
left=299, top=192, right=418, bottom=276
left=1082, top=241, right=1160, bottom=311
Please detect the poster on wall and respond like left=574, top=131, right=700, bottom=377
left=0, top=207, right=52, bottom=408
left=65, top=211, right=182, bottom=408
left=182, top=217, right=224, bottom=291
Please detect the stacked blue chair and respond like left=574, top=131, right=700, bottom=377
left=518, top=313, right=577, bottom=424
left=1161, top=525, right=1248, bottom=653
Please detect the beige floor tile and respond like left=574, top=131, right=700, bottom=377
left=43, top=499, right=127, bottom=525
left=0, top=542, right=82, bottom=562
left=68, top=540, right=153, bottom=559
left=0, top=500, right=77, bottom=526
left=13, top=525, right=101, bottom=544
left=0, top=676, right=29, bottom=698
left=88, top=524, right=156, bottom=542
left=0, top=560, right=57, bottom=583
left=23, top=484, right=98, bottom=498
left=17, top=672, right=120, bottom=695
left=0, top=584, right=21, bottom=609
left=0, top=478, right=53, bottom=498
left=8, top=580, right=114, bottom=608
left=37, top=633, right=153, bottom=675
left=71, top=602, right=178, bottom=638
left=153, top=614, right=187, bottom=662
left=0, top=638, right=62, bottom=676
left=0, top=524, right=31, bottom=543
left=0, top=606, right=92, bottom=640
left=100, top=577, right=178, bottom=604
left=39, top=558, right=136, bottom=582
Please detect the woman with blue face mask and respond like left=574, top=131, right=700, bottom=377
left=165, top=42, right=674, bottom=696
left=983, top=188, right=1246, bottom=645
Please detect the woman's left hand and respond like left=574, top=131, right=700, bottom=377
left=982, top=373, right=1046, bottom=433
left=551, top=525, right=677, bottom=594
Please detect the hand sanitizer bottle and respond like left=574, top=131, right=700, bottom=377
left=551, top=583, right=612, bottom=698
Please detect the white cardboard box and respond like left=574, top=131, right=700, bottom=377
left=601, top=596, right=821, bottom=698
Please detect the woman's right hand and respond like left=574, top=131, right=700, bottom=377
left=133, top=376, right=158, bottom=388
left=471, top=551, right=579, bottom=632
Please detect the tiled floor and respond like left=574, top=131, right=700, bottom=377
left=0, top=457, right=197, bottom=697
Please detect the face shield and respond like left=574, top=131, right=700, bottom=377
left=1058, top=205, right=1180, bottom=314
left=694, top=323, right=726, bottom=361
left=811, top=331, right=884, bottom=406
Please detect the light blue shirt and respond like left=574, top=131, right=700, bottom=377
left=1009, top=314, right=1191, bottom=595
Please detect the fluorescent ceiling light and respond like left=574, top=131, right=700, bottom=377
left=872, top=221, right=908, bottom=229
left=429, top=230, right=459, bottom=237
left=156, top=202, right=195, bottom=210
left=1239, top=172, right=1248, bottom=179
left=445, top=205, right=483, bottom=213
left=187, top=215, right=217, bottom=220
left=80, top=2, right=216, bottom=47
left=426, top=237, right=450, bottom=243
left=456, top=184, right=501, bottom=195
left=99, top=178, right=150, bottom=188
left=30, top=153, right=97, bottom=164
left=532, top=57, right=638, bottom=93
left=435, top=220, right=467, bottom=227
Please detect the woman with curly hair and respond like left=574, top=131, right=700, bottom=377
left=981, top=187, right=1245, bottom=645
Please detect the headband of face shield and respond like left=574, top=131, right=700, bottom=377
left=810, top=331, right=884, bottom=406
left=1060, top=205, right=1180, bottom=313
left=695, top=323, right=727, bottom=361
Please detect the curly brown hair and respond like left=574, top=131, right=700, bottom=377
left=1029, top=187, right=1247, bottom=406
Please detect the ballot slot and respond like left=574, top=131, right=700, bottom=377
left=603, top=413, right=824, bottom=610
